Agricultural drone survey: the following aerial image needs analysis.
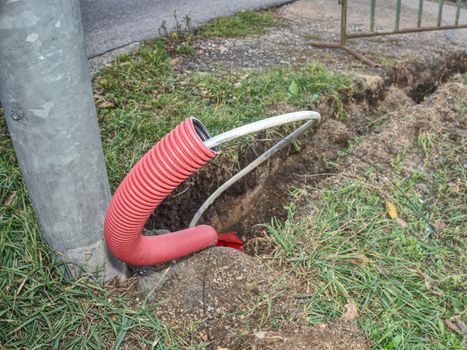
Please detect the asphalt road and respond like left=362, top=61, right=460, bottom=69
left=80, top=0, right=293, bottom=57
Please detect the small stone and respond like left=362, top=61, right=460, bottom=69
left=255, top=331, right=266, bottom=339
left=415, top=183, right=429, bottom=194
left=218, top=45, right=228, bottom=53
left=388, top=145, right=400, bottom=155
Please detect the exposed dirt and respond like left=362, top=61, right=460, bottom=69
left=295, top=78, right=467, bottom=215
left=146, top=51, right=465, bottom=241
left=253, top=320, right=369, bottom=350
left=340, top=80, right=467, bottom=181
left=146, top=0, right=467, bottom=239
left=138, top=74, right=466, bottom=349
left=138, top=247, right=369, bottom=349
left=133, top=1, right=467, bottom=348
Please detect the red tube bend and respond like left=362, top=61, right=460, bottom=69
left=104, top=118, right=219, bottom=266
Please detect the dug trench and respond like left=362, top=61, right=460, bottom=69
left=134, top=55, right=465, bottom=349
left=144, top=52, right=466, bottom=247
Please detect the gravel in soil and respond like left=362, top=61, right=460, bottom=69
left=181, top=0, right=467, bottom=74
left=138, top=247, right=370, bottom=349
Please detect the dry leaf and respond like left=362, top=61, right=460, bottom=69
left=341, top=301, right=358, bottom=320
left=254, top=331, right=266, bottom=339
left=349, top=254, right=371, bottom=266
left=94, top=93, right=105, bottom=101
left=217, top=348, right=230, bottom=350
left=434, top=220, right=447, bottom=232
left=445, top=317, right=467, bottom=336
left=386, top=201, right=398, bottom=219
left=169, top=57, right=180, bottom=66
left=4, top=191, right=17, bottom=205
left=218, top=45, right=228, bottom=53
left=395, top=217, right=408, bottom=228
left=98, top=101, right=115, bottom=109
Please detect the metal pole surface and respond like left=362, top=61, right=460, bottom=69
left=0, top=0, right=122, bottom=279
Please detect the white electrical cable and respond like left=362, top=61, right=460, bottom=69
left=189, top=111, right=321, bottom=228
left=203, top=111, right=320, bottom=149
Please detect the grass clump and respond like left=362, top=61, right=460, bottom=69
left=198, top=10, right=281, bottom=38
left=95, top=39, right=352, bottom=188
left=267, top=130, right=466, bottom=348
left=0, top=117, right=177, bottom=348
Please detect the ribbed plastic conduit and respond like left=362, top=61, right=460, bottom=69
left=104, top=118, right=218, bottom=266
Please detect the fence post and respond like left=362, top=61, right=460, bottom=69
left=339, top=0, right=348, bottom=46
left=0, top=0, right=123, bottom=279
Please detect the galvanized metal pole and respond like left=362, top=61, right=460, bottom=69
left=0, top=0, right=122, bottom=279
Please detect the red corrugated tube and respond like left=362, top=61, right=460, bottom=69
left=104, top=118, right=219, bottom=266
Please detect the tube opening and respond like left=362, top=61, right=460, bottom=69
left=191, top=117, right=220, bottom=152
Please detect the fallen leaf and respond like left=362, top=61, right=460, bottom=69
left=445, top=317, right=467, bottom=336
left=4, top=191, right=17, bottom=205
left=341, top=301, right=358, bottom=320
left=386, top=201, right=398, bottom=219
left=254, top=331, right=266, bottom=339
left=288, top=80, right=299, bottom=95
left=218, top=44, right=228, bottom=53
left=348, top=254, right=371, bottom=266
left=93, top=93, right=105, bottom=101
left=434, top=220, right=447, bottom=232
left=217, top=348, right=230, bottom=350
left=98, top=101, right=115, bottom=109
left=169, top=57, right=180, bottom=66
left=239, top=74, right=249, bottom=81
left=395, top=217, right=408, bottom=228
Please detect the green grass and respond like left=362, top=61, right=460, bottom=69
left=0, top=37, right=351, bottom=348
left=267, top=126, right=466, bottom=349
left=1, top=12, right=465, bottom=346
left=95, top=39, right=352, bottom=188
left=371, top=55, right=400, bottom=68
left=303, top=33, right=321, bottom=40
left=198, top=10, right=281, bottom=38
left=0, top=117, right=178, bottom=348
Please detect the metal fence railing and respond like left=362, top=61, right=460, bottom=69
left=310, top=0, right=467, bottom=66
